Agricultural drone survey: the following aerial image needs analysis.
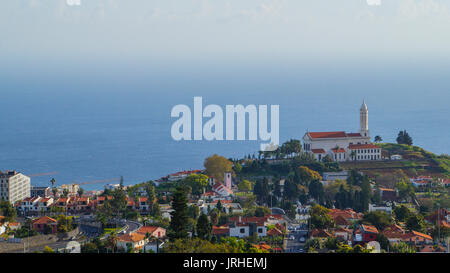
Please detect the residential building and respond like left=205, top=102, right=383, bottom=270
left=0, top=170, right=31, bottom=204
left=116, top=232, right=147, bottom=252
left=369, top=203, right=392, bottom=214
left=31, top=186, right=51, bottom=198
left=228, top=216, right=267, bottom=238
left=354, top=224, right=378, bottom=243
left=32, top=216, right=58, bottom=234
left=136, top=226, right=166, bottom=239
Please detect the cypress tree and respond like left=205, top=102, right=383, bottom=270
left=168, top=186, right=189, bottom=240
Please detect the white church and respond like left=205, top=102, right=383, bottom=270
left=302, top=100, right=382, bottom=162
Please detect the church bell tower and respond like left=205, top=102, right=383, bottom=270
left=360, top=100, right=369, bottom=137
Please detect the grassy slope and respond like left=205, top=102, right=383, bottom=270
left=340, top=143, right=450, bottom=178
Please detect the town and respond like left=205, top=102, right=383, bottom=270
left=0, top=102, right=449, bottom=253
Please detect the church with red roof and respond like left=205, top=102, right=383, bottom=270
left=302, top=101, right=382, bottom=162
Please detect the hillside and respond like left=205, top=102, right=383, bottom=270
left=340, top=143, right=450, bottom=179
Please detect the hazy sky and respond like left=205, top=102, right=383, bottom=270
left=2, top=0, right=450, bottom=64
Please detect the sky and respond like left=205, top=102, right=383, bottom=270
left=2, top=0, right=450, bottom=65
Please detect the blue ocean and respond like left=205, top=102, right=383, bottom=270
left=1, top=60, right=449, bottom=190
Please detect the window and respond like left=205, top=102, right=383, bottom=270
left=258, top=228, right=263, bottom=233
left=240, top=228, right=245, bottom=233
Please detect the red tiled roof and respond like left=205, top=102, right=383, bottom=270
left=348, top=144, right=380, bottom=150
left=229, top=216, right=265, bottom=226
left=212, top=225, right=230, bottom=235
left=407, top=231, right=432, bottom=240
left=311, top=229, right=331, bottom=238
left=347, top=133, right=362, bottom=137
left=379, top=187, right=396, bottom=192
left=32, top=216, right=57, bottom=225
left=361, top=224, right=378, bottom=234
left=117, top=233, right=146, bottom=243
left=331, top=148, right=346, bottom=153
left=267, top=227, right=283, bottom=236
left=329, top=209, right=362, bottom=221
left=308, top=131, right=347, bottom=139
left=136, top=226, right=164, bottom=236
left=252, top=243, right=271, bottom=250
left=311, top=149, right=326, bottom=154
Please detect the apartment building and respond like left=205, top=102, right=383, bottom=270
left=0, top=170, right=31, bottom=204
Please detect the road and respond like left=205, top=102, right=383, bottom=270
left=285, top=224, right=309, bottom=253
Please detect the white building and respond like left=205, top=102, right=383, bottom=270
left=228, top=216, right=267, bottom=238
left=0, top=171, right=31, bottom=204
left=323, top=171, right=349, bottom=181
left=369, top=203, right=392, bottom=214
left=302, top=101, right=382, bottom=162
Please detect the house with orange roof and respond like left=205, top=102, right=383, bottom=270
left=136, top=226, right=166, bottom=238
left=310, top=229, right=332, bottom=240
left=329, top=209, right=362, bottom=227
left=354, top=224, right=378, bottom=243
left=7, top=222, right=21, bottom=231
left=252, top=242, right=271, bottom=252
left=228, top=216, right=267, bottom=238
left=401, top=231, right=433, bottom=245
left=334, top=227, right=353, bottom=241
left=116, top=232, right=147, bottom=252
left=32, top=216, right=58, bottom=234
left=212, top=224, right=230, bottom=240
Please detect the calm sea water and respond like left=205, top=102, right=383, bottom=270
left=1, top=60, right=449, bottom=190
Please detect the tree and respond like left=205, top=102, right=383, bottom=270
left=309, top=205, right=335, bottom=229
left=209, top=209, right=219, bottom=226
left=110, top=187, right=127, bottom=219
left=253, top=178, right=270, bottom=205
left=238, top=180, right=252, bottom=192
left=362, top=211, right=393, bottom=231
left=405, top=213, right=425, bottom=232
left=308, top=180, right=324, bottom=204
left=62, top=189, right=69, bottom=198
left=43, top=246, right=54, bottom=253
left=168, top=187, right=189, bottom=240
left=360, top=176, right=371, bottom=212
left=295, top=166, right=322, bottom=185
left=77, top=187, right=84, bottom=197
left=196, top=213, right=211, bottom=240
left=393, top=205, right=411, bottom=222
left=204, top=154, right=233, bottom=182
left=216, top=200, right=224, bottom=213
left=106, top=232, right=118, bottom=253
left=56, top=214, right=74, bottom=233
left=52, top=187, right=58, bottom=197
left=374, top=135, right=383, bottom=143
left=390, top=242, right=416, bottom=253
left=0, top=201, right=17, bottom=222
left=396, top=130, right=413, bottom=145
left=396, top=180, right=415, bottom=200
left=284, top=179, right=300, bottom=201
left=50, top=178, right=56, bottom=188
left=184, top=174, right=209, bottom=195
left=376, top=233, right=390, bottom=251
left=254, top=206, right=270, bottom=217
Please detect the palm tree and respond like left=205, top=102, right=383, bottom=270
left=50, top=178, right=56, bottom=187
left=107, top=232, right=118, bottom=253
left=374, top=135, right=383, bottom=143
